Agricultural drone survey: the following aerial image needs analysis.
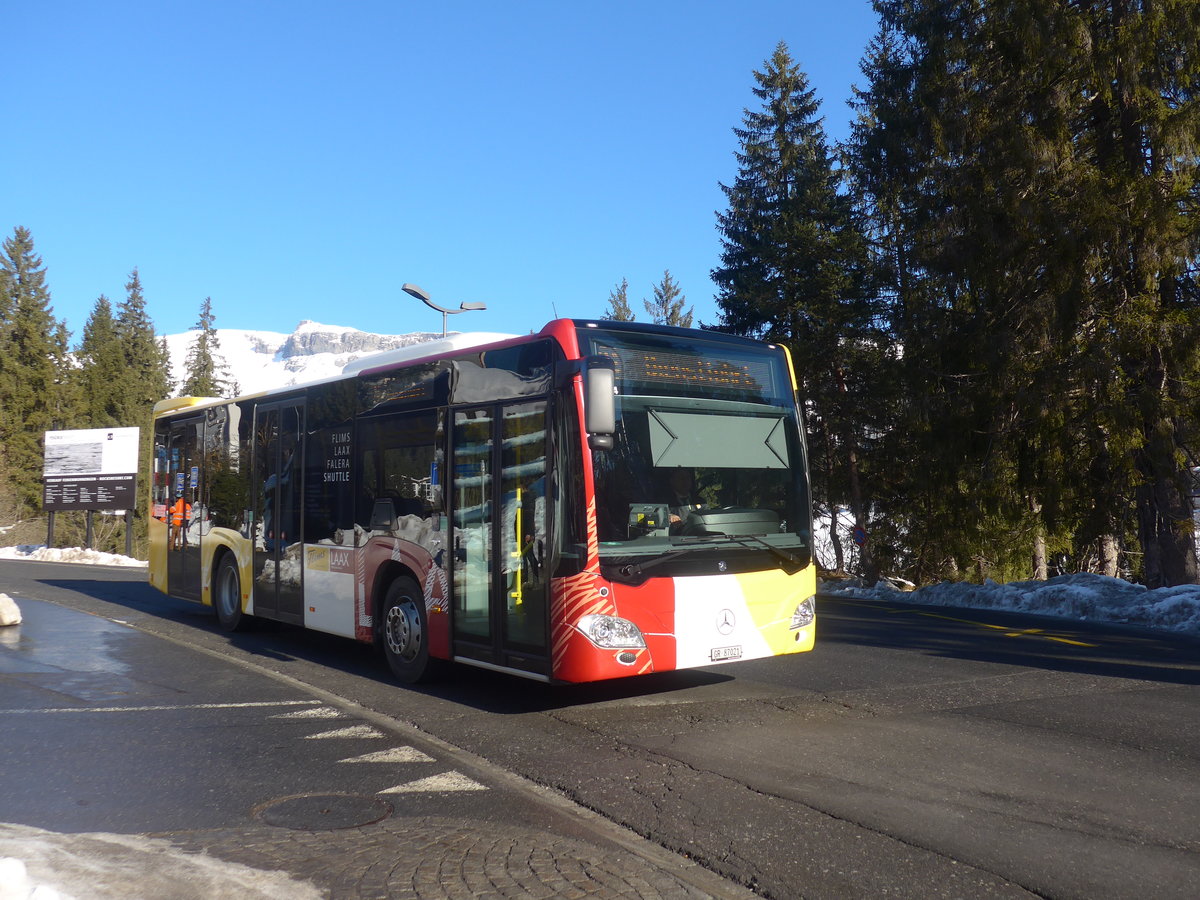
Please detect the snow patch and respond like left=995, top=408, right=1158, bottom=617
left=0, top=594, right=20, bottom=627
left=0, top=546, right=146, bottom=568
left=0, top=823, right=321, bottom=900
left=822, top=572, right=1200, bottom=636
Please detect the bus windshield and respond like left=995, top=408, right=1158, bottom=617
left=579, top=327, right=812, bottom=565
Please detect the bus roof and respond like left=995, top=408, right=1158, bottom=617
left=340, top=331, right=519, bottom=375
left=155, top=320, right=784, bottom=417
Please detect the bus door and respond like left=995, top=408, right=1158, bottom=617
left=451, top=400, right=550, bottom=676
left=166, top=415, right=203, bottom=600
left=252, top=400, right=305, bottom=623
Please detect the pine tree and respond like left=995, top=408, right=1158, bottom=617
left=181, top=296, right=230, bottom=397
left=603, top=278, right=635, bottom=321
left=847, top=8, right=1050, bottom=581
left=713, top=41, right=881, bottom=577
left=114, top=268, right=172, bottom=418
left=1085, top=0, right=1200, bottom=586
left=113, top=268, right=172, bottom=542
left=77, top=295, right=126, bottom=426
left=643, top=271, right=693, bottom=327
left=0, top=227, right=69, bottom=516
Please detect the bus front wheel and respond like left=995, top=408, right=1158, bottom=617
left=214, top=554, right=245, bottom=632
left=381, top=577, right=433, bottom=683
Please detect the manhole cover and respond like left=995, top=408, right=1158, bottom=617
left=253, top=793, right=393, bottom=830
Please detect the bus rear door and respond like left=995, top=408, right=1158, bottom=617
left=252, top=399, right=306, bottom=623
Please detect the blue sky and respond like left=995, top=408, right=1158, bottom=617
left=6, top=1, right=879, bottom=340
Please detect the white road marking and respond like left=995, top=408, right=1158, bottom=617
left=303, top=724, right=385, bottom=740
left=0, top=700, right=322, bottom=715
left=339, top=746, right=435, bottom=764
left=379, top=771, right=487, bottom=793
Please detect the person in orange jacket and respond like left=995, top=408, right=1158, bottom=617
left=171, top=495, right=192, bottom=549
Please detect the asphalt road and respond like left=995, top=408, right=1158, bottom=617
left=2, top=560, right=1198, bottom=899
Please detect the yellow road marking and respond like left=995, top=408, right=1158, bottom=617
left=914, top=611, right=1099, bottom=647
left=822, top=597, right=1100, bottom=648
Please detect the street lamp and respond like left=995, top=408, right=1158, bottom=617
left=402, top=283, right=487, bottom=337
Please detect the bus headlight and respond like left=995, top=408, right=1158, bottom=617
left=577, top=614, right=647, bottom=649
left=790, top=597, right=815, bottom=630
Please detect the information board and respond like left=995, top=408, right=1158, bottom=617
left=42, top=427, right=140, bottom=512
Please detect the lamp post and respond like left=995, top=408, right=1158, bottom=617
left=402, top=283, right=487, bottom=337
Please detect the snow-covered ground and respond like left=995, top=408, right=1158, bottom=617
left=813, top=507, right=1200, bottom=637
left=823, top=573, right=1200, bottom=637
left=0, top=545, right=146, bottom=568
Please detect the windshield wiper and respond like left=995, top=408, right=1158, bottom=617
left=612, top=534, right=804, bottom=580
left=711, top=533, right=806, bottom=568
left=616, top=548, right=695, bottom=579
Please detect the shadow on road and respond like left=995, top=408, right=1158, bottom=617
left=35, top=573, right=733, bottom=714
left=817, top=594, right=1200, bottom=686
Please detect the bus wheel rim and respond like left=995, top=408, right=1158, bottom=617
left=386, top=599, right=421, bottom=662
left=218, top=566, right=237, bottom=617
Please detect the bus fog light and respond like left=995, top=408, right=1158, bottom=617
left=578, top=614, right=647, bottom=649
left=790, top=597, right=815, bottom=630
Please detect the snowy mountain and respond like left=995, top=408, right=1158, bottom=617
left=163, top=320, right=447, bottom=396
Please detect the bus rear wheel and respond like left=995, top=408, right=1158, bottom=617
left=214, top=554, right=246, bottom=632
left=381, top=576, right=433, bottom=683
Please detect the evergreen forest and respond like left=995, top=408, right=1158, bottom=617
left=0, top=229, right=230, bottom=554
left=670, top=1, right=1198, bottom=587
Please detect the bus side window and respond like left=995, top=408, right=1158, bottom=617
left=358, top=445, right=379, bottom=529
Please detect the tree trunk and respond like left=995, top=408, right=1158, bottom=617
left=1032, top=532, right=1047, bottom=581
left=829, top=507, right=845, bottom=573
left=1132, top=344, right=1198, bottom=587
left=834, top=364, right=877, bottom=583
left=1098, top=534, right=1119, bottom=578
left=820, top=419, right=845, bottom=572
left=1135, top=457, right=1198, bottom=587
left=1029, top=497, right=1047, bottom=580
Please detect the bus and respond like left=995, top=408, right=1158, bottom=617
left=148, top=319, right=816, bottom=683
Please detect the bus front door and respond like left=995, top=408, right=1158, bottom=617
left=252, top=400, right=305, bottom=624
left=451, top=401, right=550, bottom=677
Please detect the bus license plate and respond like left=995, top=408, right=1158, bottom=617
left=711, top=645, right=743, bottom=661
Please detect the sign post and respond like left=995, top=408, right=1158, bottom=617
left=42, top=427, right=140, bottom=550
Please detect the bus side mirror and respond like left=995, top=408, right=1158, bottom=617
left=584, top=356, right=616, bottom=451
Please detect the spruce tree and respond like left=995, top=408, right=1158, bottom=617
left=643, top=271, right=693, bottom=327
left=714, top=41, right=881, bottom=577
left=77, top=295, right=126, bottom=426
left=114, top=268, right=172, bottom=418
left=113, top=268, right=172, bottom=543
left=0, top=227, right=69, bottom=516
left=181, top=296, right=230, bottom=397
left=603, top=278, right=635, bottom=321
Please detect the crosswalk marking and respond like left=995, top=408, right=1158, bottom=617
left=339, top=746, right=435, bottom=764
left=378, top=771, right=487, bottom=793
left=304, top=724, right=385, bottom=740
left=271, top=706, right=342, bottom=720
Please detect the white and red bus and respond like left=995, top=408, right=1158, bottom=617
left=148, top=319, right=816, bottom=683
